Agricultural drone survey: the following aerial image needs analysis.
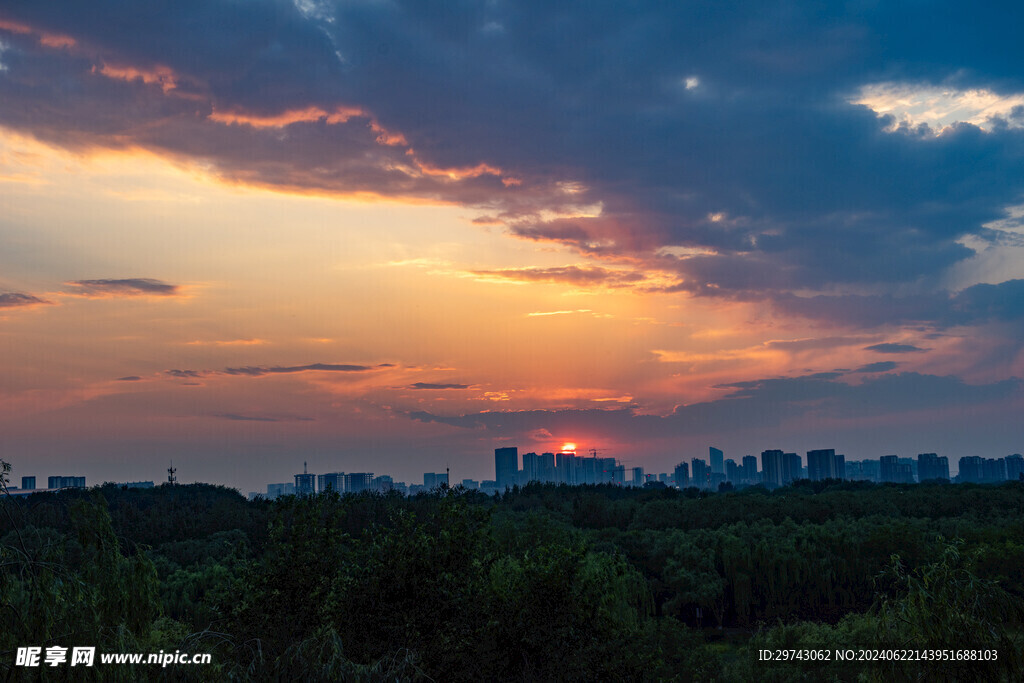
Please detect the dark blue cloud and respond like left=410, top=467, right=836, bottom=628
left=408, top=382, right=470, bottom=390
left=166, top=369, right=203, bottom=378
left=66, top=278, right=179, bottom=296
left=410, top=371, right=1021, bottom=439
left=222, top=363, right=376, bottom=376
left=777, top=280, right=1024, bottom=328
left=865, top=343, right=926, bottom=354
left=853, top=361, right=900, bottom=373
left=0, top=292, right=51, bottom=308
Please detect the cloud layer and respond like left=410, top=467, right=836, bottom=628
left=2, top=1, right=1024, bottom=332
left=0, top=292, right=50, bottom=308
left=65, top=278, right=180, bottom=297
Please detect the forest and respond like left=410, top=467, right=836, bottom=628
left=3, top=459, right=1023, bottom=681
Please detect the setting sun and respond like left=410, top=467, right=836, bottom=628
left=561, top=442, right=577, bottom=453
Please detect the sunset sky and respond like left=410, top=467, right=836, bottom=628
left=2, top=1, right=1023, bottom=492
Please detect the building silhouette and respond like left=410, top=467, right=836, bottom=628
left=294, top=462, right=315, bottom=496
left=807, top=448, right=845, bottom=481
left=760, top=450, right=785, bottom=487
left=495, top=447, right=519, bottom=490
left=691, top=458, right=709, bottom=489
left=741, top=456, right=758, bottom=484
left=318, top=472, right=345, bottom=493
left=674, top=461, right=690, bottom=488
left=957, top=456, right=983, bottom=483
left=709, top=447, right=724, bottom=475
left=345, top=472, right=374, bottom=493
left=917, top=453, right=949, bottom=481
left=1007, top=454, right=1024, bottom=481
left=47, top=476, right=85, bottom=489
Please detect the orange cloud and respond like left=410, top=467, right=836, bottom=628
left=0, top=18, right=76, bottom=49
left=96, top=62, right=179, bottom=93
left=185, top=338, right=268, bottom=347
left=413, top=157, right=504, bottom=181
left=208, top=105, right=365, bottom=128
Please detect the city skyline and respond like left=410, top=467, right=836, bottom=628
left=2, top=3, right=1024, bottom=495
left=6, top=441, right=1023, bottom=498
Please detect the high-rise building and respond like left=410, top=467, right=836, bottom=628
left=47, top=476, right=86, bottom=489
left=880, top=455, right=900, bottom=483
left=21, top=476, right=36, bottom=490
left=318, top=472, right=345, bottom=493
left=424, top=472, right=449, bottom=489
left=957, top=456, right=984, bottom=483
left=521, top=452, right=540, bottom=484
left=879, top=455, right=913, bottom=483
left=555, top=451, right=575, bottom=484
left=761, top=450, right=785, bottom=487
left=725, top=459, right=740, bottom=483
left=674, top=462, right=689, bottom=488
left=295, top=462, right=315, bottom=496
left=917, top=453, right=949, bottom=482
left=538, top=453, right=556, bottom=483
left=631, top=466, right=645, bottom=487
left=461, top=479, right=480, bottom=489
left=691, top=458, right=709, bottom=489
left=266, top=482, right=295, bottom=499
left=1006, top=454, right=1024, bottom=481
left=981, top=458, right=1006, bottom=482
left=495, top=447, right=519, bottom=489
left=807, top=449, right=837, bottom=481
left=372, top=475, right=395, bottom=492
left=345, top=472, right=374, bottom=493
left=741, top=456, right=758, bottom=483
left=861, top=459, right=881, bottom=482
left=834, top=454, right=846, bottom=480
left=709, top=447, right=724, bottom=475
left=783, top=453, right=802, bottom=484
left=898, top=457, right=918, bottom=482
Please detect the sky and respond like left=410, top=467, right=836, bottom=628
left=2, top=1, right=1023, bottom=492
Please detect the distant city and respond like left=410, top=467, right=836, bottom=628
left=253, top=446, right=1024, bottom=498
left=5, top=447, right=1023, bottom=499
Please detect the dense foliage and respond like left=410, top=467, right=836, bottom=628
left=3, top=460, right=1023, bottom=681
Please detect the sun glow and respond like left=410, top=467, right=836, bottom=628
left=561, top=442, right=577, bottom=453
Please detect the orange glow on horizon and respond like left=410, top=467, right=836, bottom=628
left=561, top=442, right=577, bottom=452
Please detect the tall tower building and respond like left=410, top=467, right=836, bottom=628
left=917, top=453, right=949, bottom=482
left=294, top=462, right=316, bottom=496
left=631, top=466, right=644, bottom=486
left=495, top=447, right=519, bottom=490
left=691, top=458, right=709, bottom=489
left=761, top=450, right=785, bottom=487
left=674, top=461, right=689, bottom=488
left=709, top=447, right=724, bottom=475
left=741, top=455, right=758, bottom=483
left=879, top=455, right=898, bottom=482
left=807, top=449, right=837, bottom=481
left=522, top=452, right=540, bottom=484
